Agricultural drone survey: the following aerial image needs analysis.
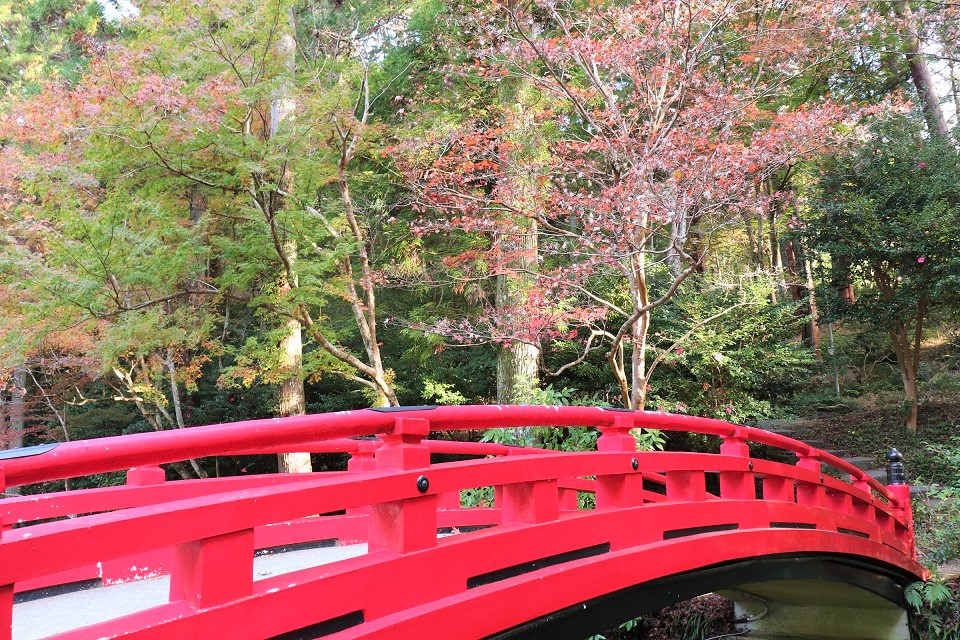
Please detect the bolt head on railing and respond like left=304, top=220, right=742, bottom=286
left=887, top=448, right=905, bottom=485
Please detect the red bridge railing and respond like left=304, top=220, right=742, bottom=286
left=0, top=405, right=923, bottom=640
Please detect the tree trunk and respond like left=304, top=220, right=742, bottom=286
left=903, top=374, right=919, bottom=432
left=277, top=309, right=311, bottom=472
left=5, top=368, right=26, bottom=495
left=629, top=242, right=651, bottom=411
left=766, top=180, right=786, bottom=302
left=783, top=238, right=819, bottom=347
left=803, top=253, right=821, bottom=349
left=630, top=310, right=650, bottom=410
left=496, top=82, right=542, bottom=404
left=272, top=5, right=311, bottom=474
left=743, top=213, right=760, bottom=269
left=496, top=217, right=540, bottom=404
left=950, top=58, right=960, bottom=124
left=895, top=1, right=950, bottom=139
left=165, top=350, right=208, bottom=479
left=887, top=296, right=926, bottom=432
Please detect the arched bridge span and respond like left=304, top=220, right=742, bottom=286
left=0, top=406, right=925, bottom=639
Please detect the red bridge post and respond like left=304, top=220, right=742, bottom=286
left=126, top=466, right=165, bottom=486
left=0, top=469, right=7, bottom=640
left=0, top=583, right=10, bottom=640
left=369, top=417, right=437, bottom=553
left=0, top=469, right=8, bottom=536
left=596, top=414, right=643, bottom=509
left=720, top=429, right=755, bottom=500
left=348, top=439, right=379, bottom=473
left=501, top=479, right=559, bottom=524
left=796, top=452, right=825, bottom=507
left=169, top=529, right=255, bottom=608
left=347, top=440, right=379, bottom=519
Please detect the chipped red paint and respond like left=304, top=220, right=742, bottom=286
left=0, top=406, right=923, bottom=640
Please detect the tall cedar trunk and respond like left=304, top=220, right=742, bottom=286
left=950, top=58, right=960, bottom=122
left=5, top=368, right=26, bottom=495
left=766, top=180, right=786, bottom=302
left=496, top=83, right=541, bottom=404
left=783, top=238, right=819, bottom=347
left=629, top=235, right=650, bottom=410
left=895, top=2, right=950, bottom=139
left=803, top=251, right=821, bottom=349
left=273, top=6, right=311, bottom=473
left=495, top=218, right=540, bottom=403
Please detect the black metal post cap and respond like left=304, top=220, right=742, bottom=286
left=886, top=448, right=905, bottom=485
left=631, top=458, right=639, bottom=471
left=416, top=475, right=430, bottom=493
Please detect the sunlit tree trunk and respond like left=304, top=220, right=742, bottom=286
left=5, top=368, right=26, bottom=495
left=496, top=81, right=542, bottom=404
left=895, top=1, right=949, bottom=139
left=803, top=250, right=821, bottom=349
left=496, top=221, right=540, bottom=404
left=273, top=4, right=312, bottom=474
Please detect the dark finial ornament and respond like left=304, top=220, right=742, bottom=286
left=887, top=448, right=905, bottom=485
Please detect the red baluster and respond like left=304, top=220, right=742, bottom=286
left=596, top=414, right=644, bottom=508
left=667, top=471, right=707, bottom=502
left=170, top=529, right=254, bottom=608
left=796, top=453, right=824, bottom=507
left=347, top=440, right=379, bottom=520
left=126, top=466, right=165, bottom=486
left=720, top=431, right=755, bottom=500
left=0, top=583, right=11, bottom=640
left=886, top=449, right=915, bottom=557
left=762, top=476, right=794, bottom=502
left=558, top=487, right=579, bottom=511
left=369, top=417, right=437, bottom=553
left=501, top=480, right=559, bottom=524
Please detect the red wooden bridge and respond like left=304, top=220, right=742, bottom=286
left=0, top=405, right=924, bottom=639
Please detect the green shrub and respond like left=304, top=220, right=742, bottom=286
left=906, top=580, right=960, bottom=639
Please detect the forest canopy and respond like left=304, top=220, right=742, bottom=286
left=1, top=0, right=959, bottom=474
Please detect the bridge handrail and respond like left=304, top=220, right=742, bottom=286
left=0, top=405, right=894, bottom=503
left=0, top=405, right=893, bottom=502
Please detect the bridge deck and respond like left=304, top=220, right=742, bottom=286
left=13, top=544, right=368, bottom=640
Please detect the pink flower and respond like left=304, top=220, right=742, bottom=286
left=676, top=348, right=684, bottom=355
left=918, top=257, right=926, bottom=263
left=725, top=407, right=733, bottom=414
left=918, top=162, right=927, bottom=169
left=645, top=384, right=652, bottom=391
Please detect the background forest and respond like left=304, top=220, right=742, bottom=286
left=2, top=0, right=960, bottom=635
left=2, top=0, right=960, bottom=537
left=1, top=0, right=959, bottom=473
